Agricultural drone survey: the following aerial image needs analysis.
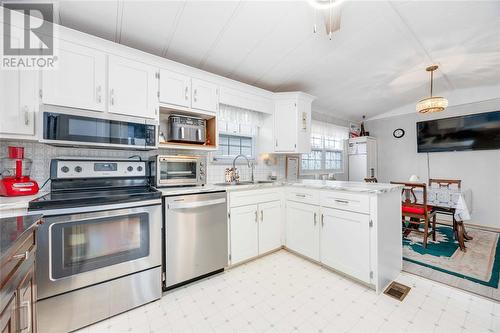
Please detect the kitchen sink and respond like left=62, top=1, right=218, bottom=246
left=214, top=180, right=274, bottom=186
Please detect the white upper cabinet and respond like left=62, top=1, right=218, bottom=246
left=108, top=55, right=158, bottom=119
left=265, top=92, right=315, bottom=154
left=42, top=40, right=106, bottom=112
left=274, top=99, right=297, bottom=152
left=158, top=69, right=191, bottom=108
left=0, top=28, right=37, bottom=137
left=191, top=78, right=218, bottom=113
left=320, top=207, right=371, bottom=283
left=158, top=73, right=218, bottom=113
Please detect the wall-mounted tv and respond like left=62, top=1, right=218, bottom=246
left=417, top=110, right=500, bottom=153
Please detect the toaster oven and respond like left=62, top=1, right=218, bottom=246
left=150, top=155, right=206, bottom=187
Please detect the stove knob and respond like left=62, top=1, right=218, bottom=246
left=127, top=166, right=134, bottom=172
left=137, top=166, right=143, bottom=172
left=75, top=166, right=82, bottom=173
left=61, top=166, right=69, bottom=173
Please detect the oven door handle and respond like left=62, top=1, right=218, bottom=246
left=32, top=199, right=161, bottom=216
left=168, top=198, right=226, bottom=210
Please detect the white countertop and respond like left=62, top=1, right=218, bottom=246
left=0, top=180, right=400, bottom=214
left=0, top=191, right=48, bottom=217
left=210, top=179, right=401, bottom=194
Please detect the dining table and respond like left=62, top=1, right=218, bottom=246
left=414, top=186, right=473, bottom=251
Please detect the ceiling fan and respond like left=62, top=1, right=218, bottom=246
left=309, top=0, right=345, bottom=40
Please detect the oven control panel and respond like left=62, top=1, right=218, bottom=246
left=51, top=160, right=147, bottom=179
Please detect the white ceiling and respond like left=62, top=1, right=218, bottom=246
left=54, top=0, right=500, bottom=121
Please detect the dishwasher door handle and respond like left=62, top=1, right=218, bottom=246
left=168, top=198, right=226, bottom=210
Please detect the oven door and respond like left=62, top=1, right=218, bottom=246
left=158, top=157, right=200, bottom=186
left=37, top=202, right=162, bottom=300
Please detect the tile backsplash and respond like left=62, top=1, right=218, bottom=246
left=0, top=140, right=285, bottom=186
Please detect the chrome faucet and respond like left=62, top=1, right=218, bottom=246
left=232, top=154, right=254, bottom=183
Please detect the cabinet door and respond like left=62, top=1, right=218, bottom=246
left=274, top=100, right=297, bottom=152
left=320, top=207, right=371, bottom=283
left=0, top=28, right=37, bottom=137
left=191, top=78, right=218, bottom=113
left=17, top=266, right=36, bottom=333
left=42, top=40, right=106, bottom=112
left=0, top=294, right=16, bottom=333
left=108, top=55, right=158, bottom=119
left=230, top=205, right=258, bottom=265
left=285, top=201, right=320, bottom=261
left=258, top=201, right=282, bottom=254
left=158, top=69, right=191, bottom=108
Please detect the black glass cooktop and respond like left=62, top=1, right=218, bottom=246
left=29, top=187, right=161, bottom=211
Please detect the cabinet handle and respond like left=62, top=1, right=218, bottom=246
left=261, top=210, right=264, bottom=222
left=255, top=210, right=258, bottom=223
left=296, top=194, right=306, bottom=198
left=314, top=212, right=317, bottom=225
left=19, top=300, right=31, bottom=332
left=12, top=250, right=29, bottom=261
left=193, top=89, right=197, bottom=102
left=275, top=139, right=278, bottom=147
left=185, top=86, right=189, bottom=100
left=110, top=89, right=115, bottom=105
left=334, top=199, right=349, bottom=204
left=96, top=85, right=102, bottom=103
left=23, top=106, right=29, bottom=125
left=321, top=214, right=324, bottom=227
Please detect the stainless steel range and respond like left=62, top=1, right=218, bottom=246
left=29, top=158, right=162, bottom=333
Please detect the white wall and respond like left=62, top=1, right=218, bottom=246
left=366, top=98, right=500, bottom=229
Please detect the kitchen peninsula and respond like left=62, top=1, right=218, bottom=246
left=223, top=180, right=403, bottom=293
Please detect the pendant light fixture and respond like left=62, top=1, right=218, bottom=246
left=416, top=65, right=448, bottom=113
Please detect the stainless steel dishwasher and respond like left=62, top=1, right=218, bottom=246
left=164, top=191, right=228, bottom=288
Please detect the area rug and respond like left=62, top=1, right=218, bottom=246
left=403, top=225, right=500, bottom=288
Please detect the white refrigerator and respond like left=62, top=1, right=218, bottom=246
left=348, top=137, right=377, bottom=181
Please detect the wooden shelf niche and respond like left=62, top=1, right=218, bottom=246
left=158, top=107, right=218, bottom=151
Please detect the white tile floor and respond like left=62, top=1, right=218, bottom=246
left=76, top=250, right=500, bottom=333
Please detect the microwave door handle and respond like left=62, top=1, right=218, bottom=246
left=51, top=114, right=58, bottom=138
left=196, top=128, right=202, bottom=141
left=180, top=126, right=185, bottom=139
left=168, top=198, right=226, bottom=210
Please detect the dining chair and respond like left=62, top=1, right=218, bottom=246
left=428, top=178, right=463, bottom=240
left=364, top=177, right=378, bottom=183
left=390, top=181, right=436, bottom=248
left=428, top=178, right=461, bottom=189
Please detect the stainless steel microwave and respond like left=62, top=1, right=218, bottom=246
left=42, top=112, right=156, bottom=150
left=150, top=155, right=206, bottom=187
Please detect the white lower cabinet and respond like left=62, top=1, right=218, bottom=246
left=258, top=201, right=282, bottom=254
left=229, top=199, right=282, bottom=265
left=285, top=201, right=320, bottom=261
left=230, top=204, right=259, bottom=265
left=320, top=207, right=371, bottom=284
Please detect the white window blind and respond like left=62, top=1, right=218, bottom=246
left=301, top=121, right=348, bottom=173
left=212, top=105, right=260, bottom=163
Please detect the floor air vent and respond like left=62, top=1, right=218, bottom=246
left=383, top=281, right=411, bottom=301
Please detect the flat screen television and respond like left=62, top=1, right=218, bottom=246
left=416, top=110, right=500, bottom=153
